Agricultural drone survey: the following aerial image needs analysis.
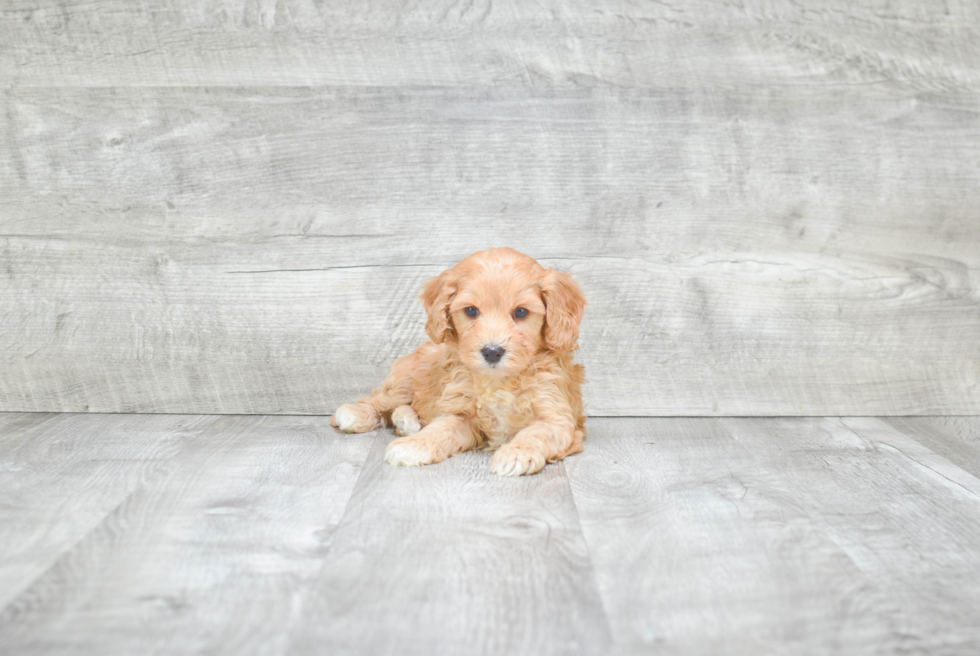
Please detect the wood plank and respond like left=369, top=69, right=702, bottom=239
left=1, top=85, right=978, bottom=415
left=881, top=417, right=980, bottom=488
left=4, top=86, right=980, bottom=248
left=0, top=412, right=217, bottom=609
left=2, top=243, right=976, bottom=416
left=566, top=417, right=980, bottom=654
left=0, top=412, right=59, bottom=446
left=0, top=414, right=374, bottom=654
left=289, top=431, right=612, bottom=656
left=1, top=0, right=978, bottom=88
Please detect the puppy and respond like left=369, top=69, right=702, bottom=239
left=331, top=247, right=587, bottom=476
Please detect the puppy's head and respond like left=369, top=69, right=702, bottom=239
left=420, top=248, right=586, bottom=377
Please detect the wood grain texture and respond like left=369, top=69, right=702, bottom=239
left=4, top=414, right=980, bottom=654
left=2, top=85, right=978, bottom=415
left=290, top=431, right=612, bottom=656
left=1, top=0, right=978, bottom=89
left=882, top=416, right=980, bottom=478
left=566, top=417, right=980, bottom=655
left=0, top=412, right=216, bottom=610
left=0, top=414, right=373, bottom=655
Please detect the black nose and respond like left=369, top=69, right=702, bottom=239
left=481, top=345, right=506, bottom=365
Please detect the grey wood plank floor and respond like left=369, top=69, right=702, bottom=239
left=1, top=414, right=979, bottom=655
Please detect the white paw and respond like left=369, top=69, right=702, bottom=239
left=332, top=405, right=358, bottom=433
left=490, top=446, right=547, bottom=477
left=392, top=413, right=422, bottom=437
left=385, top=438, right=432, bottom=467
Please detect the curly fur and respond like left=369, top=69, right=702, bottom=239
left=331, top=247, right=587, bottom=476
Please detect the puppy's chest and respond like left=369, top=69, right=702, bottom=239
left=473, top=384, right=535, bottom=449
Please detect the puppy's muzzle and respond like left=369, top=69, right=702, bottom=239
left=481, top=344, right=506, bottom=365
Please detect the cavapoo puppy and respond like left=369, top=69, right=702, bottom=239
left=331, top=247, right=587, bottom=476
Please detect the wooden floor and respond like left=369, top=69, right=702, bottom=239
left=1, top=414, right=979, bottom=654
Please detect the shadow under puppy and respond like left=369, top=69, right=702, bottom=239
left=331, top=247, right=587, bottom=476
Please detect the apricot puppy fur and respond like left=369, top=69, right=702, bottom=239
left=331, top=247, right=587, bottom=476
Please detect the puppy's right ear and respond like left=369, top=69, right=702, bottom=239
left=420, top=268, right=458, bottom=343
left=541, top=268, right=587, bottom=352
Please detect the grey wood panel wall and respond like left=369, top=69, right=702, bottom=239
left=1, top=1, right=979, bottom=415
left=3, top=0, right=979, bottom=89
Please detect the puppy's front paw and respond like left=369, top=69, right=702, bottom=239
left=391, top=405, right=422, bottom=437
left=331, top=403, right=379, bottom=433
left=491, top=444, right=547, bottom=477
left=385, top=436, right=434, bottom=467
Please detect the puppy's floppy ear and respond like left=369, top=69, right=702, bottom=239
left=541, top=268, right=587, bottom=352
left=420, top=267, right=459, bottom=343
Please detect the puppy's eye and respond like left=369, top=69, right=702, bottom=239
left=464, top=306, right=480, bottom=318
left=513, top=307, right=529, bottom=319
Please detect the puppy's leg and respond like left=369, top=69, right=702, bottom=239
left=385, top=415, right=479, bottom=467
left=331, top=347, right=421, bottom=433
left=391, top=404, right=422, bottom=436
left=331, top=402, right=383, bottom=433
left=491, top=420, right=581, bottom=477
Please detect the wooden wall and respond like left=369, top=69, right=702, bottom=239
left=1, top=0, right=978, bottom=416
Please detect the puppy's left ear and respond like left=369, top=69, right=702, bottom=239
left=419, top=267, right=459, bottom=343
left=541, top=268, right=587, bottom=352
